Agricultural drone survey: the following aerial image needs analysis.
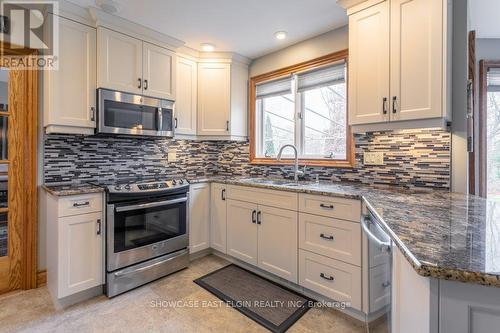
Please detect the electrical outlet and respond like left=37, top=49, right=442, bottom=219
left=363, top=152, right=384, bottom=166
left=167, top=150, right=177, bottom=162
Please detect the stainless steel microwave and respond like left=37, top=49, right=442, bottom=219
left=97, top=89, right=174, bottom=137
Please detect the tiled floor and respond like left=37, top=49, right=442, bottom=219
left=0, top=255, right=368, bottom=333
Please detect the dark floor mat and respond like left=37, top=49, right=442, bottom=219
left=194, top=264, right=312, bottom=333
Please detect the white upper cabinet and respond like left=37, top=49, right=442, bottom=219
left=347, top=0, right=449, bottom=127
left=348, top=1, right=390, bottom=125
left=197, top=62, right=231, bottom=136
left=97, top=27, right=142, bottom=94
left=44, top=16, right=96, bottom=135
left=143, top=42, right=176, bottom=100
left=390, top=0, right=443, bottom=121
left=175, top=56, right=198, bottom=135
left=97, top=28, right=176, bottom=100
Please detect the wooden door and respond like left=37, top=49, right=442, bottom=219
left=197, top=62, right=231, bottom=136
left=58, top=212, right=102, bottom=297
left=44, top=16, right=96, bottom=134
left=175, top=56, right=197, bottom=135
left=142, top=42, right=176, bottom=100
left=97, top=27, right=143, bottom=94
left=257, top=205, right=298, bottom=283
left=226, top=199, right=258, bottom=265
left=348, top=1, right=390, bottom=125
left=0, top=55, right=38, bottom=293
left=390, top=0, right=443, bottom=121
left=210, top=183, right=227, bottom=253
left=189, top=183, right=210, bottom=254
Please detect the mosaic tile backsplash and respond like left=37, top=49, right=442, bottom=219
left=44, top=129, right=451, bottom=189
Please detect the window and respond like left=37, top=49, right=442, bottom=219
left=250, top=51, right=353, bottom=167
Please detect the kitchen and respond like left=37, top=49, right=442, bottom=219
left=0, top=0, right=499, bottom=332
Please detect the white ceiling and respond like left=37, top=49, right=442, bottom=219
left=67, top=0, right=348, bottom=59
left=470, top=0, right=500, bottom=38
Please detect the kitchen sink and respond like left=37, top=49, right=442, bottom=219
left=239, top=178, right=313, bottom=187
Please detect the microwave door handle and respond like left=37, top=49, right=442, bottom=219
left=115, top=197, right=187, bottom=212
left=156, top=108, right=163, bottom=132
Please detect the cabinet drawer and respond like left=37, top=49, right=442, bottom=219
left=299, top=250, right=361, bottom=311
left=369, top=263, right=391, bottom=313
left=58, top=193, right=103, bottom=217
left=299, top=213, right=361, bottom=266
left=227, top=185, right=297, bottom=210
left=298, top=194, right=360, bottom=221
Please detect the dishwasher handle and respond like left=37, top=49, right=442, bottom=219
left=361, top=214, right=391, bottom=252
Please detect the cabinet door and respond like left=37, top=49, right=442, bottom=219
left=227, top=199, right=258, bottom=265
left=258, top=206, right=298, bottom=283
left=44, top=16, right=96, bottom=134
left=97, top=27, right=142, bottom=94
left=175, top=56, right=198, bottom=135
left=189, top=183, right=210, bottom=254
left=210, top=183, right=227, bottom=253
left=348, top=1, right=390, bottom=125
left=390, top=0, right=443, bottom=121
left=58, top=212, right=103, bottom=298
left=143, top=42, right=176, bottom=100
left=197, top=62, right=231, bottom=136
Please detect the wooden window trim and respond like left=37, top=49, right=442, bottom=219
left=249, top=49, right=355, bottom=168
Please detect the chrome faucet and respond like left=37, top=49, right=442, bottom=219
left=277, top=144, right=304, bottom=182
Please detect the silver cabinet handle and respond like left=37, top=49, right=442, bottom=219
left=115, top=197, right=187, bottom=212
left=73, top=201, right=90, bottom=207
left=320, top=233, right=334, bottom=241
left=320, top=203, right=334, bottom=209
left=320, top=273, right=334, bottom=281
left=90, top=107, right=95, bottom=121
left=96, top=219, right=101, bottom=235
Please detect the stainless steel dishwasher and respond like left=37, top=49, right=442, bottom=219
left=361, top=210, right=393, bottom=333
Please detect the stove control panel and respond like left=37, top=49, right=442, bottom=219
left=107, top=179, right=189, bottom=194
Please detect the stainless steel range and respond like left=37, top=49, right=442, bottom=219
left=90, top=177, right=190, bottom=297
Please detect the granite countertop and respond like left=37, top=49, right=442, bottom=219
left=43, top=176, right=500, bottom=287
left=42, top=183, right=105, bottom=196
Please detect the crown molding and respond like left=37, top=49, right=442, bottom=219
left=88, top=7, right=185, bottom=50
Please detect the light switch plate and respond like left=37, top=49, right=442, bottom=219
left=168, top=150, right=177, bottom=162
left=363, top=152, right=384, bottom=166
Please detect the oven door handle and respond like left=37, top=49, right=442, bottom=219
left=115, top=197, right=187, bottom=212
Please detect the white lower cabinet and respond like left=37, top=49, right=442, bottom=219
left=189, top=183, right=210, bottom=254
left=210, top=183, right=227, bottom=253
left=299, top=250, right=362, bottom=311
left=59, top=212, right=103, bottom=297
left=258, top=206, right=298, bottom=283
left=227, top=199, right=258, bottom=265
left=46, top=192, right=104, bottom=301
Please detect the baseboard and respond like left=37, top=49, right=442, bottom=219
left=37, top=270, right=47, bottom=287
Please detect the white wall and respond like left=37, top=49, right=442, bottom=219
left=249, top=26, right=348, bottom=77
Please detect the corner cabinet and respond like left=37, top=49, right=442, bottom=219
left=347, top=0, right=450, bottom=128
left=175, top=56, right=198, bottom=135
left=45, top=192, right=104, bottom=301
left=189, top=183, right=210, bottom=254
left=97, top=27, right=176, bottom=100
left=44, top=16, right=97, bottom=135
left=210, top=183, right=227, bottom=253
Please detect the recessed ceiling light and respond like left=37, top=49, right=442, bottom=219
left=201, top=43, right=215, bottom=52
left=274, top=31, right=288, bottom=40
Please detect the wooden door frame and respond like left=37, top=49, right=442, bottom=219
left=0, top=43, right=38, bottom=291
left=478, top=60, right=500, bottom=198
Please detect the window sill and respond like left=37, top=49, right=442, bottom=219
left=249, top=157, right=355, bottom=168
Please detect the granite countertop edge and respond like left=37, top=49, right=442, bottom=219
left=43, top=177, right=500, bottom=288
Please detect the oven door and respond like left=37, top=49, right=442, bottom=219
left=107, top=194, right=188, bottom=271
left=98, top=89, right=174, bottom=137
